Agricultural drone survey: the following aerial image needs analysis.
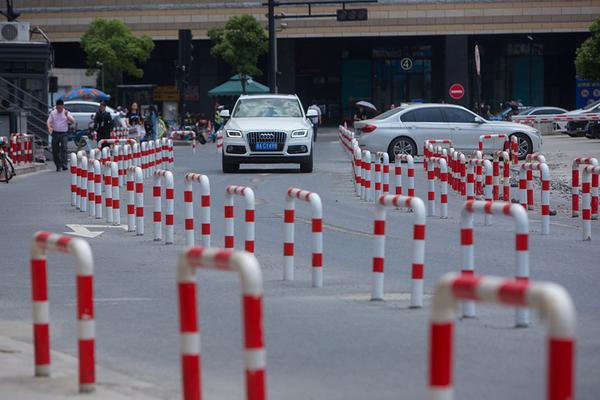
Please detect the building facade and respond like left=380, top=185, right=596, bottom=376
left=17, top=0, right=598, bottom=122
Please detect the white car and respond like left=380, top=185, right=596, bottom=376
left=221, top=94, right=317, bottom=173
left=64, top=101, right=120, bottom=132
left=354, top=103, right=542, bottom=160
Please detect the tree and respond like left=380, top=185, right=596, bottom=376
left=575, top=17, right=600, bottom=81
left=81, top=19, right=154, bottom=96
left=208, top=15, right=268, bottom=93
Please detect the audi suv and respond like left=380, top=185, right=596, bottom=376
left=220, top=94, right=316, bottom=173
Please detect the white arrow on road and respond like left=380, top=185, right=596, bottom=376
left=64, top=224, right=128, bottom=238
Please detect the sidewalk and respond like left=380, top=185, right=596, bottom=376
left=0, top=320, right=163, bottom=399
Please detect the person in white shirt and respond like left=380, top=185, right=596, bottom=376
left=307, top=101, right=322, bottom=142
left=47, top=99, right=75, bottom=171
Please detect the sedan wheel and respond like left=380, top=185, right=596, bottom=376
left=389, top=137, right=417, bottom=159
left=512, top=133, right=532, bottom=160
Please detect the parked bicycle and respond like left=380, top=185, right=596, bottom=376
left=0, top=137, right=16, bottom=183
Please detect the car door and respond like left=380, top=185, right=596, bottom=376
left=442, top=106, right=490, bottom=153
left=401, top=107, right=452, bottom=151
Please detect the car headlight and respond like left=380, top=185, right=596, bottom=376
left=226, top=130, right=242, bottom=138
left=291, top=129, right=308, bottom=138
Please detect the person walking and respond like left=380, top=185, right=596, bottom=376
left=307, top=101, right=322, bottom=142
left=147, top=105, right=159, bottom=141
left=47, top=99, right=75, bottom=171
left=94, top=101, right=113, bottom=148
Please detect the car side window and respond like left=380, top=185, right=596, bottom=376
left=66, top=104, right=81, bottom=113
left=80, top=104, right=99, bottom=113
left=411, top=107, right=445, bottom=123
left=401, top=111, right=416, bottom=122
left=443, top=107, right=476, bottom=123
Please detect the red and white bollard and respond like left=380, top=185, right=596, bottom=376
left=519, top=162, right=551, bottom=235
left=424, top=139, right=453, bottom=172
left=177, top=247, right=266, bottom=400
left=224, top=185, right=255, bottom=253
left=184, top=173, right=211, bottom=247
left=428, top=272, right=575, bottom=400
left=460, top=200, right=530, bottom=326
left=168, top=139, right=174, bottom=170
left=283, top=188, right=323, bottom=287
left=153, top=170, right=174, bottom=244
left=216, top=131, right=223, bottom=154
left=353, top=145, right=362, bottom=197
left=371, top=194, right=426, bottom=307
left=361, top=150, right=372, bottom=202
left=70, top=153, right=78, bottom=206
left=394, top=154, right=415, bottom=197
left=30, top=231, right=96, bottom=393
left=478, top=133, right=508, bottom=155
left=126, top=166, right=144, bottom=235
left=572, top=157, right=598, bottom=219
left=374, top=152, right=390, bottom=199
left=109, top=162, right=120, bottom=226
left=493, top=150, right=511, bottom=201
left=466, top=158, right=493, bottom=225
left=103, top=162, right=113, bottom=224
left=511, top=135, right=519, bottom=165
left=80, top=156, right=88, bottom=213
left=427, top=157, right=448, bottom=218
left=582, top=165, right=600, bottom=240
left=92, top=160, right=102, bottom=219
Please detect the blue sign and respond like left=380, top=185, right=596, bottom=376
left=576, top=80, right=600, bottom=108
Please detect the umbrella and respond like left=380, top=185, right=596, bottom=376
left=208, top=74, right=270, bottom=97
left=355, top=100, right=377, bottom=112
left=60, top=87, right=111, bottom=102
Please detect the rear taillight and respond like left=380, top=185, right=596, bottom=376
left=361, top=124, right=377, bottom=133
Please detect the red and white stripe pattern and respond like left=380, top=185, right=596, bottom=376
left=92, top=160, right=103, bottom=219
left=103, top=161, right=114, bottom=224
left=519, top=162, right=551, bottom=235
left=153, top=170, right=174, bottom=244
left=466, top=158, right=493, bottom=225
left=177, top=247, right=266, bottom=400
left=225, top=185, right=256, bottom=253
left=110, top=127, right=129, bottom=139
left=460, top=200, right=530, bottom=326
left=394, top=154, right=415, bottom=197
left=87, top=155, right=96, bottom=218
left=361, top=150, right=372, bottom=202
left=478, top=133, right=508, bottom=154
left=79, top=155, right=88, bottom=213
left=353, top=144, right=362, bottom=196
left=582, top=165, right=600, bottom=241
left=109, top=162, right=120, bottom=226
left=126, top=166, right=144, bottom=235
left=31, top=231, right=96, bottom=393
left=512, top=112, right=600, bottom=122
left=374, top=152, right=390, bottom=199
left=492, top=151, right=511, bottom=201
left=147, top=141, right=156, bottom=176
left=511, top=136, right=519, bottom=165
left=216, top=131, right=224, bottom=153
left=283, top=188, right=324, bottom=287
left=424, top=139, right=453, bottom=172
left=429, top=272, right=575, bottom=400
left=371, top=195, right=426, bottom=307
left=171, top=130, right=196, bottom=140
left=338, top=125, right=354, bottom=153
left=184, top=173, right=211, bottom=247
left=427, top=157, right=448, bottom=218
left=168, top=139, right=174, bottom=169
left=572, top=157, right=599, bottom=219
left=70, top=153, right=78, bottom=206
left=9, top=133, right=34, bottom=164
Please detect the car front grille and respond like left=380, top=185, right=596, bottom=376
left=247, top=131, right=287, bottom=151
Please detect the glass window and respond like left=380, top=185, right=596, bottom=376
left=233, top=98, right=303, bottom=118
left=66, top=104, right=81, bottom=113
left=79, top=104, right=99, bottom=113
left=400, top=110, right=416, bottom=122
left=373, top=107, right=406, bottom=120
left=410, top=107, right=445, bottom=123
left=443, top=107, right=477, bottom=123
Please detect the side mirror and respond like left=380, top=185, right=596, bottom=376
left=306, top=109, right=319, bottom=118
left=220, top=110, right=230, bottom=118
left=474, top=116, right=484, bottom=124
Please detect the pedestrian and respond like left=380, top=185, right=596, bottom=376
left=353, top=106, right=367, bottom=122
left=147, top=105, right=159, bottom=141
left=389, top=104, right=396, bottom=110
left=126, top=102, right=140, bottom=127
left=307, top=100, right=322, bottom=142
left=212, top=103, right=223, bottom=143
left=93, top=101, right=113, bottom=148
left=47, top=99, right=75, bottom=171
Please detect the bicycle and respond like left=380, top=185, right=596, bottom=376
left=0, top=139, right=16, bottom=183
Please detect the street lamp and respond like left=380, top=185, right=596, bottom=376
left=527, top=35, right=533, bottom=106
left=96, top=61, right=104, bottom=92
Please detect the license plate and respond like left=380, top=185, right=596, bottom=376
left=256, top=142, right=277, bottom=151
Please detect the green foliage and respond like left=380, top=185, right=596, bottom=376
left=576, top=17, right=600, bottom=81
left=80, top=19, right=155, bottom=95
left=208, top=14, right=268, bottom=91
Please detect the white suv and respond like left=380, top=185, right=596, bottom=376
left=221, top=94, right=316, bottom=173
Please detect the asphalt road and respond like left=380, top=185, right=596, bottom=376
left=1, top=128, right=599, bottom=399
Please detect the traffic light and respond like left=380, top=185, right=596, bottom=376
left=177, top=29, right=193, bottom=87
left=336, top=8, right=368, bottom=22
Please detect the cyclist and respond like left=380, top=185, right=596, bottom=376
left=0, top=136, right=15, bottom=183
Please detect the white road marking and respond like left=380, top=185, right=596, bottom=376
left=64, top=224, right=128, bottom=238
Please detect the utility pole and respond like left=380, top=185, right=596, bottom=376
left=268, top=0, right=277, bottom=94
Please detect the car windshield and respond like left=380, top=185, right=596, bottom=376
left=233, top=98, right=303, bottom=118
left=372, top=107, right=407, bottom=120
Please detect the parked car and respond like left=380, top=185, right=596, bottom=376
left=64, top=101, right=120, bottom=132
left=557, top=100, right=600, bottom=136
left=220, top=94, right=317, bottom=173
left=354, top=103, right=542, bottom=160
left=586, top=121, right=600, bottom=139
left=516, top=106, right=568, bottom=135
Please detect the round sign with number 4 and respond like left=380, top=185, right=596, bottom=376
left=401, top=58, right=413, bottom=71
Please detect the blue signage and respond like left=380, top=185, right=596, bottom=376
left=576, top=80, right=600, bottom=109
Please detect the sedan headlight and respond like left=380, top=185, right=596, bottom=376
left=291, top=129, right=308, bottom=138
left=226, top=130, right=242, bottom=138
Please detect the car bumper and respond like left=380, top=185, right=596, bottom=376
left=223, top=136, right=312, bottom=162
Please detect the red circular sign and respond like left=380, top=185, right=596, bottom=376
left=449, top=83, right=465, bottom=100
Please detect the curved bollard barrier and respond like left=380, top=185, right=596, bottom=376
left=353, top=145, right=362, bottom=197
left=70, top=153, right=78, bottom=207
left=493, top=150, right=511, bottom=201
left=466, top=158, right=493, bottom=225
left=80, top=156, right=88, bottom=213
left=394, top=154, right=415, bottom=197
left=153, top=170, right=174, bottom=244
left=110, top=162, right=120, bottom=226
left=361, top=150, right=372, bottom=202
left=102, top=162, right=116, bottom=225
left=283, top=188, right=324, bottom=287
left=92, top=160, right=102, bottom=219
left=126, top=166, right=144, bottom=235
left=184, top=173, right=211, bottom=247
left=428, top=272, right=575, bottom=400
left=374, top=152, right=390, bottom=200
left=510, top=135, right=519, bottom=165
left=225, top=185, right=256, bottom=253
left=177, top=247, right=266, bottom=400
left=572, top=157, right=599, bottom=219
left=519, top=162, right=551, bottom=235
left=424, top=139, right=453, bottom=172
left=371, top=194, right=426, bottom=307
left=427, top=157, right=448, bottom=218
left=582, top=165, right=600, bottom=240
left=460, top=200, right=530, bottom=326
left=30, top=231, right=96, bottom=393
